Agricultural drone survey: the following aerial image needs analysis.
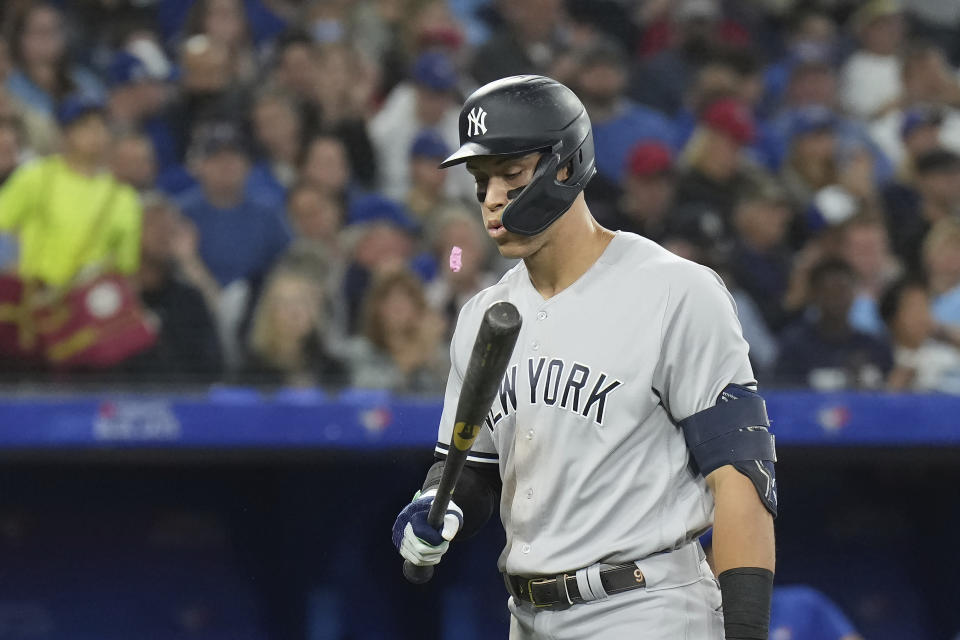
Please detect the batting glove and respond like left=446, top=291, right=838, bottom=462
left=391, top=489, right=463, bottom=566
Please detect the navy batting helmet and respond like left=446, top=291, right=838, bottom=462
left=439, top=75, right=596, bottom=236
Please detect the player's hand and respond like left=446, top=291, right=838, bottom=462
left=391, top=489, right=463, bottom=566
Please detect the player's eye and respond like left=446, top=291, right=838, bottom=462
left=504, top=171, right=522, bottom=180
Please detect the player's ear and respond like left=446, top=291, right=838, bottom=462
left=556, top=163, right=570, bottom=182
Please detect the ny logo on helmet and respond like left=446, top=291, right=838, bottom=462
left=466, top=107, right=487, bottom=137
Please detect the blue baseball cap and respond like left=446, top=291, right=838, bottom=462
left=410, top=129, right=450, bottom=159
left=347, top=194, right=419, bottom=233
left=788, top=106, right=838, bottom=140
left=56, top=94, right=107, bottom=128
left=108, top=51, right=150, bottom=88
left=412, top=51, right=458, bottom=92
left=901, top=106, right=943, bottom=140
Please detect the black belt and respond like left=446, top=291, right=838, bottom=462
left=505, top=563, right=646, bottom=608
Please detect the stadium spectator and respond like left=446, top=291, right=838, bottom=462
left=924, top=218, right=960, bottom=329
left=182, top=0, right=259, bottom=86
left=896, top=105, right=946, bottom=179
left=341, top=195, right=420, bottom=332
left=887, top=149, right=960, bottom=272
left=675, top=97, right=765, bottom=236
left=405, top=129, right=458, bottom=225
left=630, top=0, right=728, bottom=116
left=881, top=277, right=960, bottom=393
left=247, top=89, right=303, bottom=207
left=369, top=51, right=467, bottom=202
left=779, top=106, right=840, bottom=210
left=346, top=268, right=447, bottom=393
left=243, top=263, right=347, bottom=388
left=468, top=0, right=569, bottom=87
left=130, top=192, right=223, bottom=380
left=839, top=0, right=906, bottom=121
left=570, top=38, right=676, bottom=182
left=775, top=258, right=892, bottom=390
left=284, top=183, right=349, bottom=343
left=868, top=42, right=960, bottom=168
left=268, top=35, right=377, bottom=185
left=167, top=34, right=248, bottom=163
left=110, top=132, right=158, bottom=193
left=760, top=10, right=840, bottom=115
left=841, top=215, right=902, bottom=336
left=0, top=95, right=141, bottom=286
left=600, top=141, right=676, bottom=242
left=105, top=48, right=178, bottom=173
left=299, top=133, right=355, bottom=209
left=425, top=210, right=496, bottom=334
left=177, top=121, right=291, bottom=288
left=287, top=182, right=344, bottom=251
left=729, top=181, right=794, bottom=331
left=4, top=2, right=103, bottom=118
left=906, top=0, right=960, bottom=66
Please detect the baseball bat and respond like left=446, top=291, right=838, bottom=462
left=403, top=300, right=522, bottom=584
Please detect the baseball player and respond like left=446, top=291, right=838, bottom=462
left=392, top=75, right=777, bottom=639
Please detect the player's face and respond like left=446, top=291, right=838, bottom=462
left=465, top=153, right=547, bottom=259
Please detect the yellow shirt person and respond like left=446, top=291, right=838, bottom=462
left=0, top=97, right=141, bottom=287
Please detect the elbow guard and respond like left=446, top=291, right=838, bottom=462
left=422, top=461, right=500, bottom=539
left=679, top=384, right=778, bottom=517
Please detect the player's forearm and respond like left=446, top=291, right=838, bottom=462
left=708, top=465, right=775, bottom=640
left=708, top=465, right=775, bottom=573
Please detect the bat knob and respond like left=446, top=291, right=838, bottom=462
left=485, top=301, right=522, bottom=336
left=403, top=560, right=435, bottom=584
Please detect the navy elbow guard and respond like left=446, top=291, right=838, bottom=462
left=679, top=384, right=778, bottom=517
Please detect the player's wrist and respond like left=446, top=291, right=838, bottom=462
left=717, top=567, right=773, bottom=640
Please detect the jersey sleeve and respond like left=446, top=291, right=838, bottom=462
left=434, top=300, right=500, bottom=468
left=653, top=263, right=756, bottom=421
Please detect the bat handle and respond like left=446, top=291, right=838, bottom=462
left=403, top=559, right=435, bottom=584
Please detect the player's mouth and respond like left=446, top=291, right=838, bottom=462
left=486, top=219, right=506, bottom=238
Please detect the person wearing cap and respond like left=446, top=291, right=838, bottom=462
left=406, top=129, right=466, bottom=224
left=839, top=0, right=906, bottom=121
left=0, top=95, right=141, bottom=287
left=106, top=49, right=178, bottom=173
left=369, top=51, right=471, bottom=203
left=780, top=105, right=840, bottom=211
left=602, top=141, right=677, bottom=243
left=570, top=38, right=677, bottom=182
left=176, top=121, right=291, bottom=288
left=675, top=97, right=769, bottom=231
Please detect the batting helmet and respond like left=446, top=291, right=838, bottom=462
left=439, top=75, right=596, bottom=236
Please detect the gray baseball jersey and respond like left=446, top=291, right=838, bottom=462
left=434, top=231, right=755, bottom=577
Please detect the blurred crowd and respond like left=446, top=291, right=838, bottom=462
left=1, top=0, right=960, bottom=395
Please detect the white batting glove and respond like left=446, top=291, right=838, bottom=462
left=392, top=489, right=463, bottom=566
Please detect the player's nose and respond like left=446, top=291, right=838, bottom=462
left=483, top=178, right=509, bottom=212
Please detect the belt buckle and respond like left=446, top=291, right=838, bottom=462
left=527, top=577, right=554, bottom=608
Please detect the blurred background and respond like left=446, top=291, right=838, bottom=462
left=0, top=0, right=958, bottom=638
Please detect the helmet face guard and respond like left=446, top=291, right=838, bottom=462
left=500, top=138, right=594, bottom=236
left=440, top=75, right=597, bottom=236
